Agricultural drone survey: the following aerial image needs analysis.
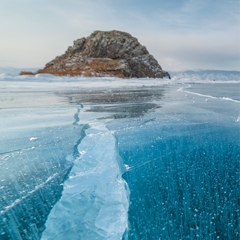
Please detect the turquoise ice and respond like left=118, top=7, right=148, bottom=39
left=0, top=70, right=239, bottom=239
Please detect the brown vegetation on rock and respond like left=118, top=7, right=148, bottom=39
left=19, top=71, right=36, bottom=76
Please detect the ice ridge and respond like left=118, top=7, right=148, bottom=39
left=41, top=123, right=129, bottom=240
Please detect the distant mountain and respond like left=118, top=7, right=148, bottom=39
left=0, top=67, right=38, bottom=75
left=169, top=70, right=240, bottom=81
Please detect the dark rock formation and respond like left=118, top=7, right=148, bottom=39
left=32, top=30, right=170, bottom=78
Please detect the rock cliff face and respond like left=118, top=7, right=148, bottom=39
left=36, top=30, right=170, bottom=78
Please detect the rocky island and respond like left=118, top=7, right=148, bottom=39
left=21, top=30, right=170, bottom=78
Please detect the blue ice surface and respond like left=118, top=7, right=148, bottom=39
left=0, top=72, right=239, bottom=239
left=0, top=108, right=85, bottom=239
left=107, top=83, right=240, bottom=239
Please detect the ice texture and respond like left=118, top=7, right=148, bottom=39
left=0, top=106, right=85, bottom=239
left=0, top=71, right=239, bottom=240
left=41, top=123, right=129, bottom=240
left=112, top=120, right=240, bottom=239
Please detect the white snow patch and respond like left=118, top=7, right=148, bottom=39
left=29, top=137, right=38, bottom=141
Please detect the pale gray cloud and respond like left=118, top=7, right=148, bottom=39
left=0, top=0, right=239, bottom=70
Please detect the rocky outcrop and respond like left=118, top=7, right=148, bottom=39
left=27, top=30, right=170, bottom=78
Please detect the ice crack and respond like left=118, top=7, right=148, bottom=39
left=41, top=123, right=129, bottom=240
left=73, top=105, right=82, bottom=126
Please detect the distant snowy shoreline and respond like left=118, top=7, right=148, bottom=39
left=1, top=67, right=240, bottom=81
left=169, top=69, right=240, bottom=81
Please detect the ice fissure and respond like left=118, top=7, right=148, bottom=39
left=41, top=123, right=129, bottom=240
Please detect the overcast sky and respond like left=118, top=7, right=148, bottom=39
left=0, top=0, right=239, bottom=71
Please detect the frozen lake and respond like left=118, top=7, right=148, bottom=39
left=0, top=73, right=239, bottom=239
